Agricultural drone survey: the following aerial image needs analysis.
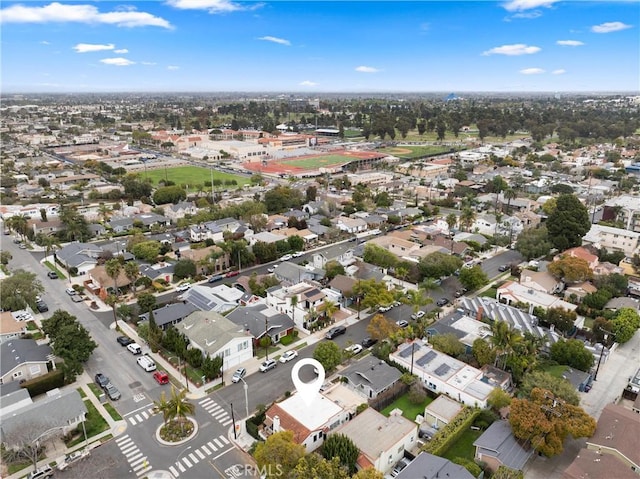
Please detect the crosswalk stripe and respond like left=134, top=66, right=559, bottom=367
left=212, top=410, right=228, bottom=420
left=220, top=435, right=230, bottom=445
left=207, top=441, right=218, bottom=451
left=188, top=453, right=199, bottom=464
left=196, top=449, right=205, bottom=459
left=221, top=419, right=233, bottom=426
left=115, top=435, right=131, bottom=445
left=169, top=466, right=179, bottom=477
left=206, top=404, right=222, bottom=412
left=118, top=439, right=134, bottom=449
left=200, top=399, right=212, bottom=407
left=213, top=438, right=224, bottom=448
left=142, top=411, right=149, bottom=419
left=136, top=468, right=150, bottom=478
left=128, top=417, right=138, bottom=425
left=121, top=444, right=138, bottom=455
left=128, top=452, right=143, bottom=463
left=132, top=462, right=146, bottom=472
left=201, top=445, right=211, bottom=455
left=177, top=463, right=186, bottom=472
left=135, top=414, right=143, bottom=422
left=182, top=457, right=192, bottom=468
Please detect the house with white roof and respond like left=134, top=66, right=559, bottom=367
left=583, top=224, right=640, bottom=257
left=497, top=281, right=579, bottom=318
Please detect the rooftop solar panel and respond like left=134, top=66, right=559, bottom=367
left=434, top=363, right=451, bottom=376
left=416, top=350, right=437, bottom=366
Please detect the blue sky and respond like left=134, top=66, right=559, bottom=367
left=1, top=0, right=638, bottom=93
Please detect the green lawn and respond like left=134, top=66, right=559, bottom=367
left=378, top=145, right=453, bottom=159
left=103, top=403, right=123, bottom=421
left=539, top=363, right=568, bottom=379
left=144, top=166, right=250, bottom=190
left=442, top=428, right=483, bottom=462
left=381, top=393, right=433, bottom=422
left=281, top=154, right=355, bottom=169
left=66, top=400, right=109, bottom=447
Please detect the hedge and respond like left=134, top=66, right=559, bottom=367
left=422, top=406, right=481, bottom=456
left=21, top=369, right=65, bottom=397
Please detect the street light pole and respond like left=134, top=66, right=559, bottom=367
left=230, top=403, right=237, bottom=440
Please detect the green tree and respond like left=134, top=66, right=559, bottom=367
left=124, top=261, right=140, bottom=298
left=446, top=213, right=457, bottom=231
left=548, top=256, right=592, bottom=283
left=472, top=337, right=496, bottom=366
left=252, top=241, right=278, bottom=263
left=313, top=341, right=342, bottom=371
left=487, top=387, right=512, bottom=410
left=492, top=466, right=524, bottom=479
left=131, top=240, right=162, bottom=262
left=353, top=279, right=395, bottom=311
left=174, top=259, right=197, bottom=280
left=167, top=386, right=195, bottom=434
left=324, top=261, right=345, bottom=281
left=318, top=299, right=339, bottom=321
left=137, top=292, right=157, bottom=314
left=147, top=311, right=163, bottom=353
left=288, top=235, right=304, bottom=252
left=0, top=250, right=11, bottom=265
left=366, top=313, right=399, bottom=340
left=292, top=454, right=350, bottom=479
left=544, top=307, right=577, bottom=335
left=460, top=207, right=476, bottom=232
left=546, top=194, right=590, bottom=251
left=509, top=387, right=596, bottom=457
left=254, top=431, right=305, bottom=479
left=519, top=370, right=579, bottom=405
left=550, top=339, right=594, bottom=371
left=322, top=433, right=360, bottom=474
left=363, top=243, right=398, bottom=269
left=152, top=185, right=187, bottom=205
left=0, top=270, right=44, bottom=312
left=487, top=321, right=523, bottom=370
left=429, top=333, right=465, bottom=358
left=105, top=258, right=123, bottom=327
left=515, top=226, right=552, bottom=260
left=458, top=265, right=488, bottom=291
left=418, top=252, right=462, bottom=281
left=610, top=307, right=640, bottom=343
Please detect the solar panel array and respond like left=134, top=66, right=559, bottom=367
left=416, top=350, right=437, bottom=367
left=434, top=363, right=451, bottom=377
left=398, top=345, right=415, bottom=358
left=185, top=288, right=213, bottom=311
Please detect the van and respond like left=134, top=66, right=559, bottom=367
left=137, top=355, right=156, bottom=372
left=27, top=465, right=53, bottom=479
left=127, top=342, right=142, bottom=355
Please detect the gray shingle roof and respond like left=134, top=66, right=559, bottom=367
left=56, top=242, right=102, bottom=268
left=139, top=302, right=199, bottom=328
left=339, top=356, right=401, bottom=395
left=473, top=420, right=533, bottom=470
left=1, top=339, right=53, bottom=378
left=226, top=304, right=294, bottom=339
left=396, top=452, right=474, bottom=479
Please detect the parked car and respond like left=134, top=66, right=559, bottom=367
left=176, top=283, right=191, bottom=292
left=47, top=271, right=59, bottom=279
left=361, top=337, right=378, bottom=348
left=391, top=457, right=412, bottom=477
left=65, top=287, right=77, bottom=296
left=104, top=383, right=121, bottom=401
left=153, top=371, right=169, bottom=385
left=36, top=300, right=49, bottom=313
left=117, top=336, right=134, bottom=347
left=411, top=311, right=425, bottom=320
left=345, top=344, right=363, bottom=355
left=378, top=305, right=392, bottom=313
left=267, top=267, right=275, bottom=273
left=127, top=342, right=142, bottom=355
left=396, top=320, right=409, bottom=328
left=94, top=373, right=110, bottom=388
left=27, top=464, right=53, bottom=479
left=280, top=254, right=293, bottom=261
left=225, top=270, right=240, bottom=278
left=498, top=264, right=511, bottom=272
left=325, top=325, right=346, bottom=339
left=231, top=368, right=246, bottom=383
left=208, top=274, right=224, bottom=283
left=454, top=288, right=468, bottom=298
left=436, top=298, right=450, bottom=307
left=259, top=359, right=277, bottom=372
left=292, top=251, right=304, bottom=258
left=57, top=449, right=90, bottom=471
left=279, top=350, right=298, bottom=363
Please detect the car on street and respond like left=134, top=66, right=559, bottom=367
left=325, top=325, right=346, bottom=339
left=47, top=271, right=59, bottom=279
left=208, top=274, right=224, bottom=283
left=267, top=267, right=275, bottom=273
left=436, top=298, right=450, bottom=307
left=454, top=288, right=468, bottom=298
left=361, top=337, right=378, bottom=348
left=225, top=270, right=240, bottom=278
left=176, top=283, right=191, bottom=292
left=104, top=383, right=121, bottom=401
left=57, top=449, right=90, bottom=471
left=65, top=287, right=77, bottom=296
left=345, top=344, right=363, bottom=355
left=498, top=264, right=511, bottom=272
left=280, top=254, right=293, bottom=261
left=411, top=311, right=425, bottom=320
left=292, top=251, right=304, bottom=258
left=279, top=350, right=298, bottom=363
left=36, top=300, right=49, bottom=312
left=396, top=320, right=409, bottom=328
left=71, top=294, right=84, bottom=303
left=259, top=358, right=278, bottom=372
left=378, top=305, right=392, bottom=312
left=116, top=336, right=134, bottom=347
left=231, top=367, right=246, bottom=383
left=27, top=464, right=54, bottom=479
left=94, top=373, right=110, bottom=388
left=153, top=371, right=170, bottom=385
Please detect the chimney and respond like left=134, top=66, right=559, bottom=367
left=273, top=415, right=280, bottom=431
left=476, top=306, right=484, bottom=322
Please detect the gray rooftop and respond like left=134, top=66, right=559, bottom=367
left=1, top=339, right=53, bottom=377
left=339, top=356, right=402, bottom=395
left=473, top=420, right=533, bottom=471
left=226, top=304, right=294, bottom=340
left=56, top=242, right=102, bottom=267
left=139, top=302, right=199, bottom=328
left=395, top=452, right=474, bottom=479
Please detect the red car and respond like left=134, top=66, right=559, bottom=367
left=225, top=270, right=240, bottom=278
left=153, top=371, right=169, bottom=385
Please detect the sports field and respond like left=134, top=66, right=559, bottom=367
left=144, top=166, right=250, bottom=188
left=280, top=154, right=354, bottom=169
left=378, top=145, right=453, bottom=159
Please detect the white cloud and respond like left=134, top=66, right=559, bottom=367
left=552, top=69, right=566, bottom=75
left=482, top=43, right=541, bottom=56
left=502, top=0, right=559, bottom=12
left=0, top=2, right=172, bottom=28
left=509, top=11, right=543, bottom=19
left=73, top=43, right=115, bottom=53
left=258, top=36, right=291, bottom=46
left=40, top=40, right=50, bottom=45
left=355, top=65, right=380, bottom=73
left=141, top=61, right=156, bottom=66
left=591, top=21, right=632, bottom=33
left=100, top=57, right=135, bottom=66
left=299, top=80, right=317, bottom=86
left=167, top=65, right=180, bottom=70
left=114, top=48, right=128, bottom=54
left=166, top=0, right=264, bottom=14
left=520, top=67, right=545, bottom=74
left=556, top=40, right=584, bottom=46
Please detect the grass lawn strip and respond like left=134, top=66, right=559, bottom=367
left=281, top=154, right=355, bottom=169
left=441, top=428, right=483, bottom=462
left=144, top=166, right=249, bottom=190
left=380, top=393, right=433, bottom=421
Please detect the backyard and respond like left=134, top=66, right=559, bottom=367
left=381, top=392, right=433, bottom=422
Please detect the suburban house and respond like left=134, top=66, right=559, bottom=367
left=55, top=242, right=103, bottom=275
left=86, top=264, right=132, bottom=299
left=0, top=390, right=87, bottom=448
left=189, top=218, right=253, bottom=243
left=520, top=270, right=564, bottom=295
left=0, top=312, right=27, bottom=344
left=174, top=311, right=253, bottom=370
left=554, top=247, right=599, bottom=271
left=390, top=340, right=494, bottom=408
left=180, top=245, right=230, bottom=275
left=328, top=275, right=357, bottom=307
left=334, top=216, right=367, bottom=234
left=181, top=284, right=244, bottom=314
left=226, top=303, right=295, bottom=347
left=273, top=262, right=324, bottom=285
left=564, top=281, right=598, bottom=301
left=497, top=281, right=579, bottom=319
left=395, top=452, right=475, bottom=479
left=311, top=248, right=356, bottom=270
left=265, top=282, right=328, bottom=330
left=108, top=212, right=170, bottom=233
left=28, top=218, right=64, bottom=236
left=138, top=302, right=199, bottom=330
left=163, top=201, right=198, bottom=222
left=0, top=339, right=54, bottom=385
left=474, top=420, right=534, bottom=473
left=139, top=262, right=175, bottom=283
left=583, top=224, right=640, bottom=257
left=263, top=391, right=350, bottom=452
left=338, top=355, right=402, bottom=400
left=332, top=408, right=417, bottom=475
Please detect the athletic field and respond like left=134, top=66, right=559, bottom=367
left=280, top=154, right=356, bottom=169
left=144, top=166, right=249, bottom=188
left=378, top=145, right=453, bottom=159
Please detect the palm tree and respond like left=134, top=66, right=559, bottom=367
left=124, top=261, right=140, bottom=298
left=168, top=387, right=195, bottom=434
left=405, top=289, right=431, bottom=322
left=503, top=188, right=517, bottom=214
left=486, top=320, right=523, bottom=370
left=460, top=207, right=476, bottom=232
left=7, top=215, right=28, bottom=240
left=105, top=258, right=123, bottom=329
left=318, top=299, right=338, bottom=322
left=290, top=295, right=299, bottom=325
left=445, top=213, right=457, bottom=232
left=153, top=390, right=173, bottom=425
left=39, top=234, right=60, bottom=263
left=98, top=203, right=112, bottom=223
left=420, top=278, right=440, bottom=301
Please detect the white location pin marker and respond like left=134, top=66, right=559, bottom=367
left=291, top=358, right=325, bottom=406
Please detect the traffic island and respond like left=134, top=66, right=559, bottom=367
left=155, top=417, right=198, bottom=446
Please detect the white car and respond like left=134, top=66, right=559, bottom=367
left=345, top=344, right=363, bottom=355
left=279, top=350, right=298, bottom=363
left=280, top=254, right=293, bottom=261
left=65, top=288, right=77, bottom=296
left=292, top=251, right=304, bottom=258
left=267, top=267, right=275, bottom=273
left=176, top=283, right=191, bottom=292
left=411, top=311, right=425, bottom=320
